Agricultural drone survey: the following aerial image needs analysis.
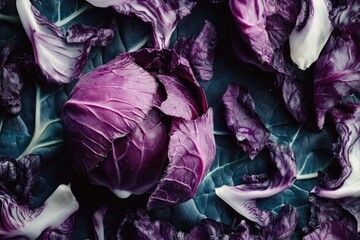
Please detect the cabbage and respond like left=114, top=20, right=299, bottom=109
left=61, top=42, right=216, bottom=207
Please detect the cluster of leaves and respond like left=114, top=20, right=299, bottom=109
left=1, top=0, right=360, bottom=239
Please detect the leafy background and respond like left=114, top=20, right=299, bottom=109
left=0, top=0, right=338, bottom=239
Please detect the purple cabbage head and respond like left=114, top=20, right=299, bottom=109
left=61, top=47, right=216, bottom=209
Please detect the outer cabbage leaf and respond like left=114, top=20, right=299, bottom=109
left=16, top=0, right=114, bottom=84
left=85, top=0, right=197, bottom=49
left=0, top=184, right=79, bottom=239
left=61, top=53, right=158, bottom=173
left=148, top=109, right=216, bottom=209
left=314, top=23, right=360, bottom=129
left=215, top=141, right=296, bottom=226
left=222, top=83, right=270, bottom=159
left=130, top=48, right=208, bottom=115
left=154, top=73, right=201, bottom=120
left=315, top=103, right=360, bottom=198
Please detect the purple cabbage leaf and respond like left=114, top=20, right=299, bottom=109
left=230, top=0, right=301, bottom=73
left=308, top=195, right=360, bottom=233
left=0, top=184, right=79, bottom=239
left=314, top=23, right=360, bottom=129
left=222, top=82, right=270, bottom=159
left=288, top=0, right=333, bottom=70
left=215, top=141, right=297, bottom=226
left=174, top=21, right=217, bottom=81
left=315, top=103, right=360, bottom=198
left=0, top=44, right=29, bottom=115
left=148, top=108, right=216, bottom=209
left=0, top=154, right=44, bottom=204
left=303, top=221, right=360, bottom=240
left=275, top=71, right=314, bottom=125
left=330, top=0, right=360, bottom=26
left=85, top=0, right=198, bottom=49
left=16, top=0, right=114, bottom=84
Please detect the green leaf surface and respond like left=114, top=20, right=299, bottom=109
left=0, top=81, right=70, bottom=161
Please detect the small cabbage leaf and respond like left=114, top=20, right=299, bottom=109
left=174, top=21, right=217, bottom=81
left=289, top=0, right=332, bottom=70
left=230, top=0, right=301, bottom=73
left=222, top=83, right=270, bottom=159
left=0, top=184, right=79, bottom=239
left=215, top=141, right=296, bottom=226
left=0, top=154, right=44, bottom=204
left=148, top=109, right=216, bottom=209
left=275, top=72, right=314, bottom=125
left=0, top=45, right=28, bottom=115
left=308, top=195, right=359, bottom=233
left=85, top=0, right=197, bottom=49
